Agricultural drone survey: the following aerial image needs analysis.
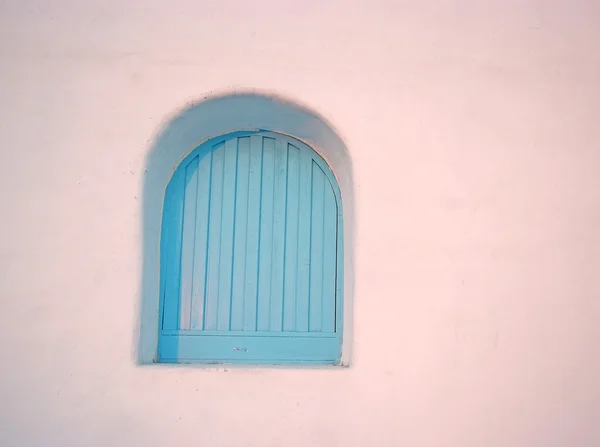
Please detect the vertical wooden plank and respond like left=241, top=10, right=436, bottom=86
left=204, top=144, right=225, bottom=330
left=217, top=138, right=238, bottom=330
left=243, top=135, right=263, bottom=331
left=179, top=156, right=199, bottom=330
left=190, top=152, right=212, bottom=329
left=322, top=181, right=338, bottom=333
left=230, top=137, right=250, bottom=331
left=269, top=139, right=288, bottom=331
left=282, top=145, right=300, bottom=331
left=158, top=181, right=170, bottom=330
left=162, top=169, right=185, bottom=331
left=256, top=138, right=275, bottom=331
left=308, top=163, right=325, bottom=332
left=295, top=149, right=313, bottom=332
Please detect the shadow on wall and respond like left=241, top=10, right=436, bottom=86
left=135, top=92, right=355, bottom=365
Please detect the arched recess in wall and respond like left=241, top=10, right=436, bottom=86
left=137, top=92, right=354, bottom=365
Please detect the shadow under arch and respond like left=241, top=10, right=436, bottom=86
left=136, top=92, right=355, bottom=365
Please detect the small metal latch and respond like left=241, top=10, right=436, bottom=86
left=233, top=347, right=248, bottom=352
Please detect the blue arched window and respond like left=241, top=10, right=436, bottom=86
left=158, top=131, right=344, bottom=364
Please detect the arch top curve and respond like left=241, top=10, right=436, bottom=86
left=138, top=92, right=355, bottom=366
left=150, top=92, right=352, bottom=190
left=169, top=130, right=343, bottom=217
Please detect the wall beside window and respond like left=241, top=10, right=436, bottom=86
left=1, top=1, right=599, bottom=446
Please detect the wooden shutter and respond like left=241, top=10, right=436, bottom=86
left=158, top=132, right=343, bottom=364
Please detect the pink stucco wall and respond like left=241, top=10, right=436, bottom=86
left=0, top=1, right=599, bottom=446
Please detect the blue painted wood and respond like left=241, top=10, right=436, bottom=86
left=230, top=136, right=251, bottom=331
left=216, top=138, right=238, bottom=330
left=159, top=334, right=340, bottom=363
left=295, top=150, right=313, bottom=332
left=179, top=156, right=199, bottom=330
left=190, top=152, right=212, bottom=329
left=322, top=177, right=338, bottom=333
left=308, top=162, right=325, bottom=332
left=242, top=135, right=263, bottom=331
left=269, top=138, right=287, bottom=332
left=283, top=144, right=300, bottom=331
left=204, top=146, right=224, bottom=330
left=161, top=168, right=185, bottom=331
left=158, top=131, right=344, bottom=364
left=256, top=137, right=275, bottom=331
left=161, top=330, right=335, bottom=338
